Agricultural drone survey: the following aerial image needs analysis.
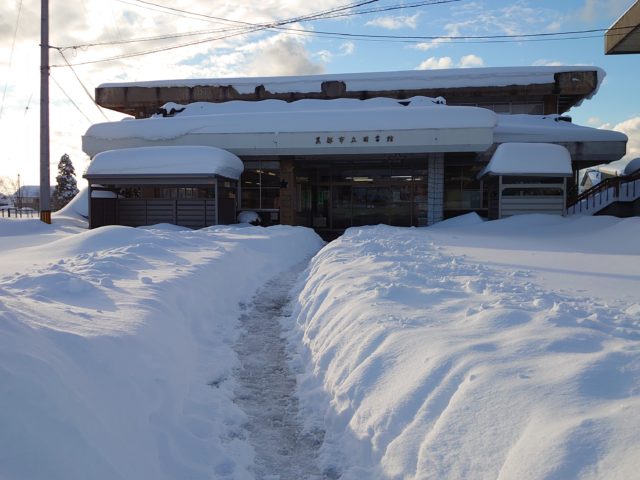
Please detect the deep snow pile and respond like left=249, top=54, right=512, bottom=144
left=288, top=215, right=640, bottom=479
left=0, top=222, right=323, bottom=480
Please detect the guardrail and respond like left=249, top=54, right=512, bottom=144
left=0, top=207, right=38, bottom=218
left=566, top=168, right=640, bottom=215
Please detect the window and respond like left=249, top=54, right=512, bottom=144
left=155, top=187, right=214, bottom=199
left=241, top=161, right=280, bottom=209
left=444, top=165, right=483, bottom=210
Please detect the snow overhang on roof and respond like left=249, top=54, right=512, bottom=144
left=95, top=66, right=605, bottom=117
left=494, top=114, right=628, bottom=162
left=84, top=146, right=244, bottom=180
left=98, top=66, right=605, bottom=95
left=598, top=157, right=640, bottom=177
left=82, top=99, right=497, bottom=158
left=479, top=143, right=573, bottom=178
left=495, top=114, right=628, bottom=143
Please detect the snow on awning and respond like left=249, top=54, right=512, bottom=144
left=479, top=143, right=573, bottom=178
left=83, top=101, right=497, bottom=157
left=85, top=146, right=244, bottom=180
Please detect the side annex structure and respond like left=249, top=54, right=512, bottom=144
left=84, top=146, right=242, bottom=229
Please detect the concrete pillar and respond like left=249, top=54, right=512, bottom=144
left=427, top=154, right=444, bottom=225
left=279, top=158, right=296, bottom=225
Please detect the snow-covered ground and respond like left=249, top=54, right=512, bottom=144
left=1, top=211, right=639, bottom=479
left=288, top=214, right=640, bottom=479
left=0, top=213, right=323, bottom=480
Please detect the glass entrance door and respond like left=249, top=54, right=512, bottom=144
left=295, top=162, right=429, bottom=234
left=331, top=185, right=352, bottom=229
left=351, top=181, right=414, bottom=227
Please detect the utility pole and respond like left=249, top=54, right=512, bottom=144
left=16, top=173, right=21, bottom=209
left=39, top=0, right=51, bottom=223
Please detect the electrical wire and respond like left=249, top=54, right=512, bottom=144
left=0, top=0, right=24, bottom=120
left=53, top=24, right=634, bottom=67
left=123, top=0, right=381, bottom=26
left=50, top=0, right=637, bottom=68
left=24, top=93, right=33, bottom=117
left=56, top=50, right=110, bottom=121
left=50, top=75, right=93, bottom=124
left=59, top=0, right=459, bottom=50
left=59, top=20, right=638, bottom=51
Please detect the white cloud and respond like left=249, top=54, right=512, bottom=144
left=578, top=0, right=632, bottom=23
left=315, top=50, right=333, bottom=63
left=546, top=21, right=562, bottom=32
left=411, top=3, right=563, bottom=54
left=417, top=56, right=454, bottom=70
left=365, top=13, right=420, bottom=30
left=417, top=55, right=484, bottom=70
left=609, top=116, right=640, bottom=160
left=314, top=41, right=354, bottom=64
left=1, top=0, right=348, bottom=183
left=443, top=2, right=563, bottom=39
left=340, top=42, right=355, bottom=56
left=238, top=34, right=324, bottom=77
left=412, top=38, right=450, bottom=51
left=459, top=54, right=484, bottom=68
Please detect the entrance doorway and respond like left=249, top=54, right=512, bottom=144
left=296, top=162, right=428, bottom=235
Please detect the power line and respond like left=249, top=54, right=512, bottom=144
left=57, top=1, right=638, bottom=50
left=295, top=24, right=636, bottom=41
left=56, top=50, right=110, bottom=121
left=59, top=0, right=459, bottom=50
left=24, top=93, right=33, bottom=117
left=53, top=23, right=635, bottom=67
left=51, top=0, right=635, bottom=67
left=124, top=0, right=381, bottom=26
left=50, top=75, right=93, bottom=124
left=0, top=0, right=24, bottom=120
left=53, top=0, right=385, bottom=64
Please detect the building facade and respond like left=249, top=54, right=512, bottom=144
left=84, top=67, right=627, bottom=235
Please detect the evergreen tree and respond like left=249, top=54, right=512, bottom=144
left=53, top=154, right=79, bottom=210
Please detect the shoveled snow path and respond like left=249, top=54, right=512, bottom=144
left=233, top=263, right=326, bottom=480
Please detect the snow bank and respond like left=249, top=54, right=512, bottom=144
left=0, top=223, right=323, bottom=480
left=0, top=218, right=55, bottom=237
left=55, top=187, right=89, bottom=219
left=288, top=217, right=640, bottom=479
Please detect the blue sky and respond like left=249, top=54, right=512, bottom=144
left=1, top=0, right=638, bottom=186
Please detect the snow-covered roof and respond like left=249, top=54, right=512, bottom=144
left=598, top=157, right=640, bottom=176
left=87, top=98, right=494, bottom=137
left=158, top=96, right=446, bottom=116
left=15, top=186, right=55, bottom=198
left=99, top=66, right=606, bottom=100
left=85, top=146, right=244, bottom=180
left=479, top=143, right=573, bottom=177
left=495, top=115, right=627, bottom=143
left=83, top=99, right=497, bottom=157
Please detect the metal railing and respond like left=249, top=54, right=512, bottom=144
left=566, top=168, right=640, bottom=215
left=0, top=207, right=38, bottom=218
